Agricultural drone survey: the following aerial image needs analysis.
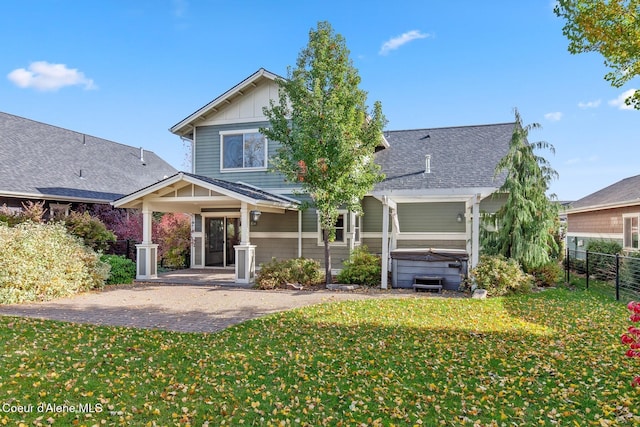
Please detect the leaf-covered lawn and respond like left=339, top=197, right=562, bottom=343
left=0, top=288, right=638, bottom=426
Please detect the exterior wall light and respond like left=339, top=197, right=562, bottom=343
left=250, top=210, right=262, bottom=225
left=456, top=213, right=464, bottom=223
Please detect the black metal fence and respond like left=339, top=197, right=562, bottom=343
left=104, top=239, right=137, bottom=261
left=566, top=249, right=640, bottom=300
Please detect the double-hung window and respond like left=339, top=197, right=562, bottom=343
left=317, top=211, right=351, bottom=245
left=624, top=214, right=640, bottom=250
left=220, top=129, right=267, bottom=171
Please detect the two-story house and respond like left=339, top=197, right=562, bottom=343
left=113, top=68, right=514, bottom=288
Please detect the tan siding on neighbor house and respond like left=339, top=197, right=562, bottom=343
left=568, top=206, right=640, bottom=234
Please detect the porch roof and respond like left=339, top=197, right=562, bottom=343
left=112, top=172, right=299, bottom=212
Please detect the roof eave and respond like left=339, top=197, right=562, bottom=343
left=566, top=199, right=640, bottom=215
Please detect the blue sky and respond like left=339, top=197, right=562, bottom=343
left=1, top=0, right=637, bottom=201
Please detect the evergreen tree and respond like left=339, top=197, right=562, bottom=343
left=482, top=109, right=559, bottom=270
left=261, top=21, right=386, bottom=284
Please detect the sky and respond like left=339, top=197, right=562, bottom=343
left=1, top=0, right=638, bottom=202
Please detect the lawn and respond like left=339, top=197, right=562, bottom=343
left=1, top=288, right=638, bottom=426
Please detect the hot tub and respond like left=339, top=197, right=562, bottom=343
left=390, top=248, right=469, bottom=290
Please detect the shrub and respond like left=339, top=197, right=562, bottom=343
left=101, top=255, right=136, bottom=285
left=527, top=261, right=563, bottom=287
left=336, top=246, right=381, bottom=287
left=256, top=258, right=324, bottom=290
left=0, top=201, right=46, bottom=226
left=471, top=255, right=532, bottom=297
left=157, top=213, right=191, bottom=268
left=62, top=211, right=116, bottom=252
left=0, top=222, right=110, bottom=304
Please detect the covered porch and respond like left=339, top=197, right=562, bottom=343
left=112, top=172, right=298, bottom=284
left=374, top=188, right=497, bottom=289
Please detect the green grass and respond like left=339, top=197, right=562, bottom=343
left=1, top=288, right=638, bottom=426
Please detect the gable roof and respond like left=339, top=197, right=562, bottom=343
left=112, top=171, right=299, bottom=210
left=0, top=111, right=177, bottom=203
left=170, top=68, right=282, bottom=139
left=373, top=122, right=515, bottom=193
left=568, top=174, right=640, bottom=213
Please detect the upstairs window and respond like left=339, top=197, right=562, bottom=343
left=221, top=129, right=267, bottom=171
left=624, top=214, right=639, bottom=250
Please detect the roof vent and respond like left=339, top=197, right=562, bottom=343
left=140, top=147, right=146, bottom=165
left=425, top=154, right=431, bottom=174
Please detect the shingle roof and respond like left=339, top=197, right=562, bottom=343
left=0, top=112, right=177, bottom=203
left=181, top=172, right=299, bottom=206
left=570, top=174, right=640, bottom=210
left=374, top=122, right=515, bottom=191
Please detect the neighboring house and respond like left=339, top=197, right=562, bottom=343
left=0, top=111, right=177, bottom=216
left=566, top=174, right=640, bottom=253
left=113, top=68, right=515, bottom=288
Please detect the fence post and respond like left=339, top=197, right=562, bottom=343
left=586, top=250, right=589, bottom=290
left=616, top=253, right=620, bottom=301
left=566, top=247, right=570, bottom=284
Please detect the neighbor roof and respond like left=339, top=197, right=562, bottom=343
left=374, top=122, right=515, bottom=192
left=0, top=112, right=177, bottom=203
left=568, top=174, right=640, bottom=212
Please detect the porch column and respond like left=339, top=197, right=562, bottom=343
left=235, top=202, right=256, bottom=284
left=381, top=197, right=390, bottom=289
left=136, top=207, right=158, bottom=279
left=471, top=193, right=481, bottom=268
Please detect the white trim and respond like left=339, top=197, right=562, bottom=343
left=567, top=200, right=640, bottom=215
left=219, top=129, right=268, bottom=172
left=0, top=190, right=112, bottom=204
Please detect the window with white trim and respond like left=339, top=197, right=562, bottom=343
left=220, top=129, right=267, bottom=171
left=317, top=211, right=348, bottom=245
left=624, top=214, right=639, bottom=250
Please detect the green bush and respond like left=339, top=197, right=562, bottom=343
left=101, top=255, right=136, bottom=285
left=585, top=240, right=622, bottom=280
left=527, top=261, right=563, bottom=287
left=471, top=255, right=532, bottom=297
left=62, top=211, right=116, bottom=252
left=256, top=258, right=324, bottom=290
left=0, top=222, right=110, bottom=304
left=336, top=246, right=382, bottom=287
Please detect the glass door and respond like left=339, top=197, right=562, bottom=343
left=205, top=217, right=240, bottom=267
left=205, top=218, right=224, bottom=266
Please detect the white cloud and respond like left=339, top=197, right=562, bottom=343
left=544, top=111, right=563, bottom=121
left=7, top=61, right=96, bottom=91
left=379, top=30, right=429, bottom=55
left=608, top=88, right=637, bottom=110
left=578, top=99, right=601, bottom=109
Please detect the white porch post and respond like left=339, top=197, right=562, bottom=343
left=471, top=193, right=481, bottom=268
left=235, top=202, right=256, bottom=284
left=381, top=197, right=390, bottom=289
left=135, top=207, right=158, bottom=279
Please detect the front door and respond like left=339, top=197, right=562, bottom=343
left=205, top=217, right=240, bottom=267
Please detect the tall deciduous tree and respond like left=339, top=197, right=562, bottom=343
left=482, top=109, right=559, bottom=270
left=555, top=0, right=640, bottom=109
left=261, top=21, right=386, bottom=284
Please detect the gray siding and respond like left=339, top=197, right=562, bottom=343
left=480, top=193, right=507, bottom=213
left=194, top=121, right=295, bottom=189
left=254, top=238, right=299, bottom=265
left=362, top=196, right=384, bottom=233
left=397, top=202, right=466, bottom=233
left=252, top=210, right=299, bottom=233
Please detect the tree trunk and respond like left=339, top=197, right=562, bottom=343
left=323, top=229, right=332, bottom=286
